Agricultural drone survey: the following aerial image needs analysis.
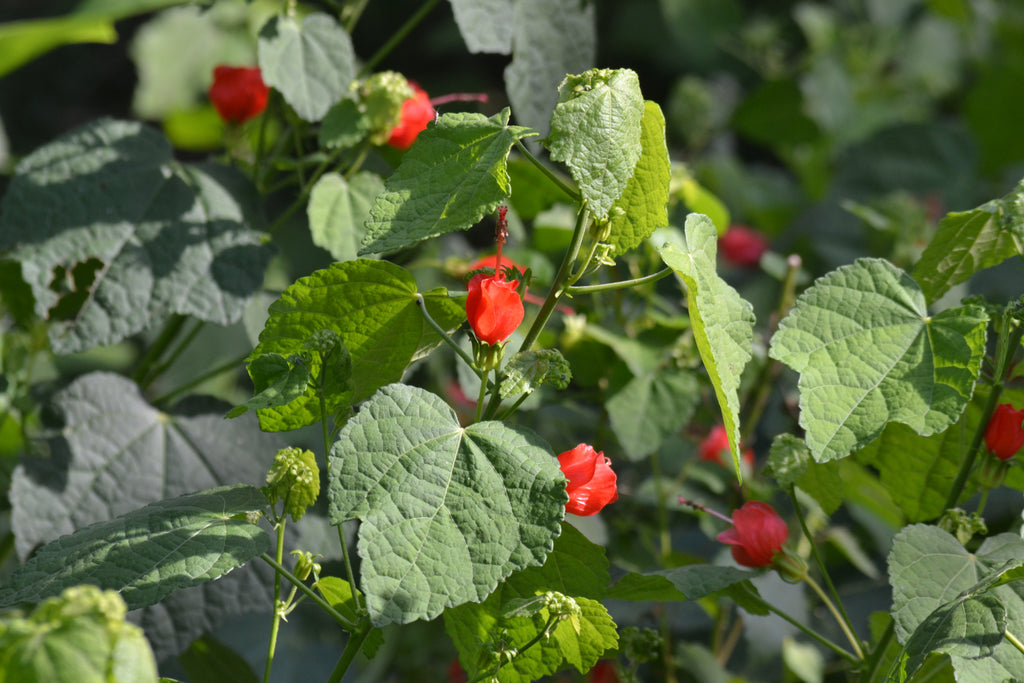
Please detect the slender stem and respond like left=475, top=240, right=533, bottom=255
left=143, top=320, right=205, bottom=389
left=415, top=293, right=481, bottom=377
left=716, top=614, right=744, bottom=667
left=263, top=518, right=288, bottom=683
left=804, top=575, right=865, bottom=660
left=764, top=602, right=858, bottom=663
left=1005, top=629, right=1024, bottom=657
left=861, top=619, right=896, bottom=683
left=259, top=554, right=357, bottom=630
left=327, top=623, right=372, bottom=683
left=519, top=209, right=589, bottom=353
left=468, top=615, right=561, bottom=683
left=566, top=268, right=674, bottom=295
left=475, top=366, right=490, bottom=423
left=131, top=314, right=188, bottom=384
left=943, top=319, right=1024, bottom=510
left=513, top=139, right=580, bottom=202
left=789, top=485, right=860, bottom=657
left=150, top=352, right=249, bottom=407
left=342, top=0, right=371, bottom=32
left=358, top=0, right=441, bottom=77
left=495, top=391, right=531, bottom=421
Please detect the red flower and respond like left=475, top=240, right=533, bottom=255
left=985, top=403, right=1024, bottom=460
left=447, top=658, right=467, bottom=683
left=587, top=660, right=620, bottom=683
left=208, top=66, right=269, bottom=124
left=558, top=444, right=618, bottom=516
left=699, top=425, right=754, bottom=469
left=387, top=82, right=435, bottom=149
left=717, top=501, right=788, bottom=568
left=465, top=272, right=524, bottom=345
left=719, top=225, right=768, bottom=267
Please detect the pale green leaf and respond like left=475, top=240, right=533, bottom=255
left=500, top=349, right=571, bottom=399
left=328, top=384, right=566, bottom=626
left=546, top=68, right=645, bottom=221
left=448, top=0, right=513, bottom=54
left=0, top=119, right=274, bottom=354
left=768, top=435, right=844, bottom=514
left=0, top=485, right=270, bottom=610
left=503, top=0, right=595, bottom=136
left=257, top=13, right=356, bottom=122
left=912, top=178, right=1024, bottom=304
left=249, top=260, right=464, bottom=431
left=0, top=586, right=158, bottom=683
left=607, top=101, right=671, bottom=254
left=0, top=16, right=116, bottom=80
left=445, top=524, right=617, bottom=682
left=308, top=172, right=384, bottom=263
left=888, top=526, right=1024, bottom=681
left=769, top=258, right=987, bottom=462
left=606, top=366, right=700, bottom=461
left=360, top=109, right=536, bottom=255
left=657, top=214, right=756, bottom=477
left=314, top=577, right=384, bottom=657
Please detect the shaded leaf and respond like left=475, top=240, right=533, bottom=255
left=0, top=119, right=274, bottom=354
left=769, top=258, right=987, bottom=462
left=0, top=485, right=269, bottom=610
left=328, top=384, right=566, bottom=626
left=308, top=172, right=383, bottom=262
left=249, top=260, right=464, bottom=431
left=360, top=109, right=536, bottom=255
left=179, top=635, right=259, bottom=683
left=257, top=13, right=355, bottom=122
left=606, top=366, right=699, bottom=461
left=500, top=349, right=572, bottom=399
left=546, top=68, right=645, bottom=221
left=448, top=0, right=513, bottom=54
left=657, top=214, right=756, bottom=477
left=315, top=577, right=384, bottom=657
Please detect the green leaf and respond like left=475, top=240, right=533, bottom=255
left=0, top=16, right=116, bottom=79
left=317, top=99, right=371, bottom=150
left=673, top=166, right=731, bottom=234
left=0, top=586, right=159, bottom=683
left=227, top=353, right=311, bottom=419
left=445, top=524, right=617, bottom=682
left=179, top=635, right=259, bottom=683
left=328, top=384, right=566, bottom=626
left=767, top=434, right=844, bottom=514
left=546, top=68, right=645, bottom=221
left=360, top=109, right=536, bottom=255
left=308, top=171, right=384, bottom=263
left=449, top=0, right=514, bottom=54
left=606, top=101, right=671, bottom=254
left=911, top=179, right=1024, bottom=304
left=249, top=260, right=464, bottom=431
left=0, top=119, right=274, bottom=354
left=257, top=13, right=356, bottom=122
left=500, top=349, right=572, bottom=399
left=888, top=526, right=1024, bottom=681
left=314, top=577, right=384, bottom=657
left=606, top=565, right=757, bottom=601
left=769, top=258, right=988, bottom=462
left=503, top=0, right=596, bottom=136
left=0, top=485, right=269, bottom=610
left=606, top=366, right=700, bottom=461
left=657, top=214, right=756, bottom=477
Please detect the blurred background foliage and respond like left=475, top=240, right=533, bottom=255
left=2, top=0, right=1024, bottom=681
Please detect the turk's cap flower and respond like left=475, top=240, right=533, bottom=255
left=208, top=65, right=269, bottom=124
left=984, top=403, right=1024, bottom=461
left=719, top=224, right=769, bottom=268
left=716, top=500, right=788, bottom=568
left=558, top=443, right=618, bottom=516
left=387, top=81, right=435, bottom=149
left=465, top=272, right=525, bottom=346
left=698, top=424, right=754, bottom=469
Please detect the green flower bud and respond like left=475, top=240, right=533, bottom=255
left=265, top=447, right=320, bottom=521
left=290, top=550, right=322, bottom=582
left=357, top=71, right=416, bottom=145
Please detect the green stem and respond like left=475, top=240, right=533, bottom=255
left=513, top=139, right=579, bottom=202
left=494, top=391, right=532, bottom=421
left=143, top=320, right=205, bottom=389
left=1005, top=629, right=1024, bottom=657
left=259, top=554, right=357, bottom=630
left=566, top=267, right=674, bottom=295
left=357, top=0, right=441, bottom=77
left=342, top=0, right=371, bottom=32
left=943, top=319, right=1024, bottom=510
left=519, top=209, right=589, bottom=353
left=327, top=622, right=373, bottom=683
left=150, top=352, right=249, bottom=407
left=861, top=620, right=896, bottom=683
left=764, top=602, right=858, bottom=663
left=415, top=293, right=481, bottom=377
left=789, top=485, right=861, bottom=657
left=263, top=517, right=288, bottom=683
left=475, top=366, right=490, bottom=423
left=266, top=144, right=348, bottom=237
left=467, top=615, right=562, bottom=683
left=804, top=574, right=865, bottom=660
left=650, top=450, right=677, bottom=683
left=131, top=314, right=188, bottom=384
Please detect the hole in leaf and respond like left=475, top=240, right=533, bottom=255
left=46, top=257, right=104, bottom=321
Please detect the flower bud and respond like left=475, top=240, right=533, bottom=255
left=719, top=225, right=768, bottom=268
left=265, top=447, right=320, bottom=521
left=208, top=65, right=269, bottom=124
left=716, top=501, right=788, bottom=568
left=984, top=403, right=1024, bottom=460
left=557, top=443, right=618, bottom=516
left=387, top=82, right=435, bottom=149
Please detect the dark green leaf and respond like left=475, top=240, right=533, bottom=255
left=328, top=384, right=566, bottom=625
left=257, top=13, right=356, bottom=122
left=318, top=99, right=370, bottom=150
left=546, top=68, right=645, bottom=221
left=0, top=485, right=270, bottom=610
left=769, top=259, right=987, bottom=462
left=179, top=635, right=259, bottom=683
left=360, top=109, right=536, bottom=255
left=606, top=367, right=699, bottom=461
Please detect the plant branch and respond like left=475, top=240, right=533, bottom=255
left=260, top=553, right=357, bottom=630
left=764, top=602, right=859, bottom=663
left=566, top=267, right=674, bottom=294
left=513, top=139, right=580, bottom=202
left=150, top=352, right=249, bottom=407
left=327, top=622, right=373, bottom=683
left=415, top=293, right=481, bottom=378
left=804, top=574, right=865, bottom=660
